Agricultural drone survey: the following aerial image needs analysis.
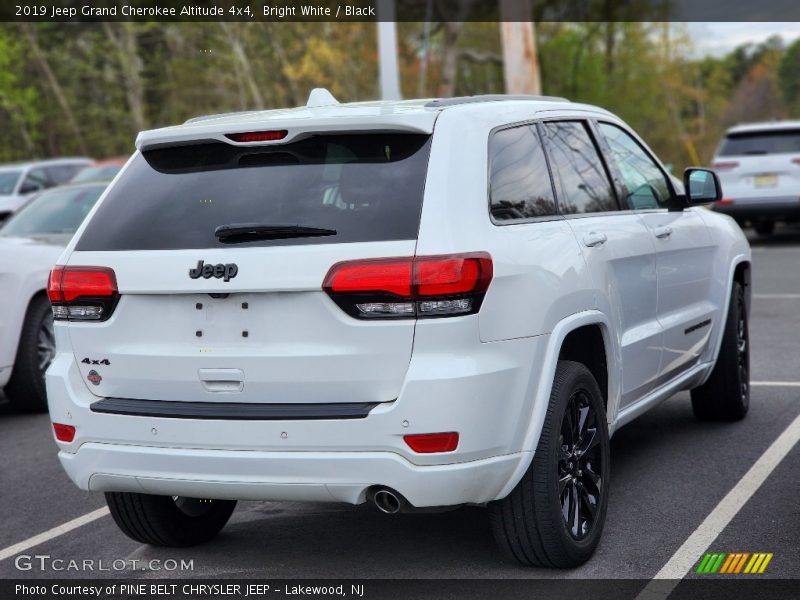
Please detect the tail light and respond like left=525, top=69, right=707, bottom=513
left=712, top=161, right=739, bottom=170
left=323, top=253, right=492, bottom=319
left=716, top=198, right=735, bottom=205
left=792, top=158, right=800, bottom=166
left=225, top=130, right=287, bottom=143
left=52, top=423, right=76, bottom=442
left=48, top=266, right=119, bottom=321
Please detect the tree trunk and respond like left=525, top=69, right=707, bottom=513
left=102, top=23, right=147, bottom=132
left=499, top=0, right=541, bottom=95
left=220, top=23, right=265, bottom=109
left=21, top=23, right=88, bottom=156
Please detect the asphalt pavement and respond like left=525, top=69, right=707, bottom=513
left=1, top=225, right=798, bottom=583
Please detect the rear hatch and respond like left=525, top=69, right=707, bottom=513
left=713, top=127, right=800, bottom=201
left=60, top=132, right=432, bottom=405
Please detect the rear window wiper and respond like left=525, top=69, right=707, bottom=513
left=214, top=223, right=337, bottom=244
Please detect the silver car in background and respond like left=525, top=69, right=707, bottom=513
left=0, top=158, right=92, bottom=222
left=711, top=121, right=800, bottom=235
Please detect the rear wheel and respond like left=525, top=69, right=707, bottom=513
left=488, top=360, right=610, bottom=567
left=691, top=282, right=749, bottom=421
left=4, top=295, right=54, bottom=412
left=105, top=492, right=236, bottom=547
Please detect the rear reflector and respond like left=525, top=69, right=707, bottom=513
left=52, top=423, right=76, bottom=442
left=225, top=130, right=288, bottom=143
left=404, top=432, right=459, bottom=453
left=716, top=198, right=735, bottom=205
left=48, top=266, right=118, bottom=321
left=712, top=161, right=739, bottom=170
left=323, top=253, right=492, bottom=319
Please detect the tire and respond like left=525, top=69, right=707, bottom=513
left=105, top=492, right=237, bottom=547
left=753, top=221, right=774, bottom=236
left=691, top=281, right=749, bottom=421
left=488, top=360, right=610, bottom=567
left=4, top=295, right=54, bottom=412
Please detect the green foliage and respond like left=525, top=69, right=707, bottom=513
left=779, top=38, right=800, bottom=113
left=0, top=22, right=797, bottom=172
left=0, top=29, right=40, bottom=160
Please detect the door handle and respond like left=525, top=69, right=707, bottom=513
left=582, top=232, right=608, bottom=248
left=654, top=226, right=673, bottom=239
left=199, top=368, right=244, bottom=393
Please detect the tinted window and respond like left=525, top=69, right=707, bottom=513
left=543, top=122, right=617, bottom=214
left=0, top=186, right=104, bottom=237
left=718, top=129, right=800, bottom=156
left=0, top=170, right=22, bottom=195
left=489, top=125, right=555, bottom=221
left=76, top=134, right=432, bottom=251
left=21, top=168, right=50, bottom=193
left=598, top=122, right=672, bottom=209
left=45, top=164, right=84, bottom=184
left=71, top=165, right=123, bottom=183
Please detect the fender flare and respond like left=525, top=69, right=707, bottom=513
left=494, top=310, right=617, bottom=500
left=697, top=253, right=750, bottom=386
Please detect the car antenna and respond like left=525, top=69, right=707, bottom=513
left=306, top=88, right=340, bottom=108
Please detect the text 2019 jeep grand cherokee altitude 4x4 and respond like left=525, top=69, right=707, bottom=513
left=46, top=92, right=751, bottom=567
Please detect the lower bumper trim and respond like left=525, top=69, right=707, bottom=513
left=90, top=397, right=381, bottom=420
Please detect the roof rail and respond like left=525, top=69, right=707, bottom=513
left=184, top=110, right=258, bottom=124
left=424, top=94, right=569, bottom=108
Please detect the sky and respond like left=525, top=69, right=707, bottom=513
left=686, top=22, right=800, bottom=56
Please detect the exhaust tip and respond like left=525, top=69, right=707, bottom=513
left=372, top=488, right=402, bottom=514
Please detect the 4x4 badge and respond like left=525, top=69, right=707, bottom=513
left=189, top=260, right=238, bottom=282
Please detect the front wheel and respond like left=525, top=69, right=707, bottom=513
left=105, top=492, right=237, bottom=547
left=488, top=360, right=610, bottom=567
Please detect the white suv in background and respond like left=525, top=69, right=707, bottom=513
left=711, top=121, right=800, bottom=235
left=46, top=93, right=751, bottom=567
left=0, top=158, right=92, bottom=221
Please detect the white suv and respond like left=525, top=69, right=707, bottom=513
left=47, top=93, right=751, bottom=567
left=711, top=120, right=800, bottom=235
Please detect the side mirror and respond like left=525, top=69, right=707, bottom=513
left=683, top=168, right=722, bottom=205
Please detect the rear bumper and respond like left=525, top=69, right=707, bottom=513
left=46, top=325, right=547, bottom=507
left=712, top=196, right=800, bottom=221
left=59, top=443, right=524, bottom=507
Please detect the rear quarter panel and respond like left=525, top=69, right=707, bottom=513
left=415, top=106, right=595, bottom=343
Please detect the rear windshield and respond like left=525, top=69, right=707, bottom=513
left=76, top=134, right=432, bottom=251
left=717, top=129, right=800, bottom=156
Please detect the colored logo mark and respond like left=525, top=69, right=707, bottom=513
left=696, top=552, right=773, bottom=574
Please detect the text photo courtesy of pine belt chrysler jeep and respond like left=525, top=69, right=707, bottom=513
left=46, top=92, right=751, bottom=568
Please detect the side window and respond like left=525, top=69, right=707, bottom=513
left=45, top=164, right=82, bottom=185
left=489, top=125, right=556, bottom=222
left=598, top=122, right=672, bottom=210
left=542, top=121, right=618, bottom=214
left=19, top=168, right=49, bottom=194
